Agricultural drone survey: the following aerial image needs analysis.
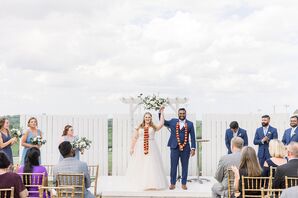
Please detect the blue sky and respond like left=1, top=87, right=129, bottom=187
left=0, top=0, right=297, bottom=116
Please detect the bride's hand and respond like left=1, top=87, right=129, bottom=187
left=159, top=106, right=165, bottom=113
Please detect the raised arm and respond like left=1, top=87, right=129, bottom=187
left=130, top=128, right=139, bottom=155
left=155, top=107, right=165, bottom=131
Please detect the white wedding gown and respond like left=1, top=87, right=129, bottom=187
left=126, top=127, right=168, bottom=190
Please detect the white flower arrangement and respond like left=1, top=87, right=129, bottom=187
left=138, top=93, right=169, bottom=111
left=10, top=128, right=23, bottom=138
left=30, top=136, right=46, bottom=145
left=72, top=137, right=92, bottom=152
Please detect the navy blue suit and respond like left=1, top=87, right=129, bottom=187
left=225, top=128, right=248, bottom=154
left=282, top=127, right=298, bottom=145
left=253, top=126, right=278, bottom=167
left=164, top=118, right=196, bottom=185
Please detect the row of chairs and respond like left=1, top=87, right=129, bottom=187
left=3, top=164, right=99, bottom=198
left=227, top=167, right=298, bottom=198
left=42, top=164, right=99, bottom=195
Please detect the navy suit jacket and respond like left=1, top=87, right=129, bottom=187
left=225, top=128, right=248, bottom=154
left=282, top=127, right=298, bottom=145
left=253, top=125, right=278, bottom=158
left=164, top=118, right=196, bottom=149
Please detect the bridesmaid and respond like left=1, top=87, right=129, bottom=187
left=59, top=125, right=80, bottom=161
left=0, top=117, right=17, bottom=164
left=21, top=117, right=43, bottom=165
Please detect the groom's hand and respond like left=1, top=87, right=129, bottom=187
left=190, top=149, right=196, bottom=157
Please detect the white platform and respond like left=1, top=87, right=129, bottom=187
left=96, top=176, right=216, bottom=198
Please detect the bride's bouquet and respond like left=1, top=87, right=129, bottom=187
left=30, top=136, right=47, bottom=145
left=72, top=137, right=92, bottom=154
left=138, top=93, right=169, bottom=111
left=10, top=128, right=23, bottom=138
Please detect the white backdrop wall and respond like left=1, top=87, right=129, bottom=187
left=112, top=114, right=198, bottom=176
left=202, top=113, right=290, bottom=176
left=19, top=115, right=109, bottom=176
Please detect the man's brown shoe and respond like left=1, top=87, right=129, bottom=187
left=181, top=185, right=188, bottom=190
left=169, top=184, right=176, bottom=190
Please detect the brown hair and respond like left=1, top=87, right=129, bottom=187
left=62, top=125, right=73, bottom=136
left=0, top=117, right=9, bottom=133
left=27, top=117, right=38, bottom=127
left=137, top=112, right=157, bottom=131
left=239, top=146, right=262, bottom=177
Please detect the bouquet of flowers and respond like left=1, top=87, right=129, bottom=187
left=10, top=128, right=23, bottom=138
left=30, top=136, right=46, bottom=145
left=72, top=137, right=92, bottom=154
left=138, top=93, right=169, bottom=111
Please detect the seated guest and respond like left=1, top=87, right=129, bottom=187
left=262, top=139, right=287, bottom=177
left=225, top=121, right=248, bottom=154
left=273, top=142, right=298, bottom=189
left=53, top=141, right=94, bottom=198
left=281, top=186, right=298, bottom=198
left=18, top=147, right=48, bottom=197
left=282, top=115, right=298, bottom=145
left=0, top=152, right=28, bottom=198
left=231, top=146, right=262, bottom=197
left=212, top=137, right=244, bottom=198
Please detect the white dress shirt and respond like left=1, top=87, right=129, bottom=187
left=291, top=127, right=297, bottom=137
left=179, top=119, right=186, bottom=130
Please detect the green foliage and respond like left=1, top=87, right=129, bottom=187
left=1, top=115, right=20, bottom=157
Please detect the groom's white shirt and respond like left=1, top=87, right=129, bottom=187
left=179, top=119, right=186, bottom=130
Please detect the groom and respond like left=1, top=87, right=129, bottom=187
left=160, top=108, right=196, bottom=190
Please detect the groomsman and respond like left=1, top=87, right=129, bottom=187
left=225, top=121, right=248, bottom=154
left=282, top=116, right=298, bottom=145
left=253, top=115, right=278, bottom=167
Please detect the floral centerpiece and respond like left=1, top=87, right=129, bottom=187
left=72, top=137, right=92, bottom=154
left=30, top=136, right=47, bottom=145
left=138, top=93, right=169, bottom=111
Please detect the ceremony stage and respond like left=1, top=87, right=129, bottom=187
left=96, top=176, right=216, bottom=198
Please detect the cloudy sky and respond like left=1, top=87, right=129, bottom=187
left=0, top=0, right=297, bottom=116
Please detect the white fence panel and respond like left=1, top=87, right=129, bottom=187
left=19, top=114, right=109, bottom=176
left=112, top=113, right=197, bottom=176
left=202, top=113, right=290, bottom=176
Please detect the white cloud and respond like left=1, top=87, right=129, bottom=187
left=0, top=0, right=298, bottom=116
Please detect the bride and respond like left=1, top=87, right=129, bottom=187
left=126, top=107, right=168, bottom=190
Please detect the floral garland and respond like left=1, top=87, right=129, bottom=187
left=144, top=127, right=149, bottom=155
left=176, top=122, right=188, bottom=151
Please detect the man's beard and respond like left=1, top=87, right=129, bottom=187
left=179, top=116, right=186, bottom=121
left=290, top=124, right=298, bottom=128
left=262, top=122, right=269, bottom=127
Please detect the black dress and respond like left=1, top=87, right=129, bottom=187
left=262, top=158, right=278, bottom=177
left=238, top=168, right=262, bottom=197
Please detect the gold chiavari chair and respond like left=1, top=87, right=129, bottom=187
left=0, top=187, right=14, bottom=198
left=43, top=165, right=54, bottom=183
left=242, top=176, right=272, bottom=198
left=269, top=167, right=277, bottom=178
left=227, top=168, right=235, bottom=198
left=88, top=165, right=99, bottom=196
left=57, top=173, right=85, bottom=198
left=39, top=186, right=75, bottom=198
left=18, top=172, right=45, bottom=197
left=285, top=176, right=298, bottom=188
left=261, top=188, right=283, bottom=198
